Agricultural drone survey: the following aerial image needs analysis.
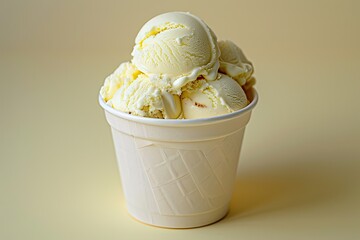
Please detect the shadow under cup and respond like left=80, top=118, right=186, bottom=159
left=99, top=88, right=258, bottom=228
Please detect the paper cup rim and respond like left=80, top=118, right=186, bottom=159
left=99, top=88, right=258, bottom=126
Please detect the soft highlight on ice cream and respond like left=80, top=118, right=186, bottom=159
left=100, top=11, right=255, bottom=119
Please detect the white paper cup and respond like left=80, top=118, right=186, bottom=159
left=99, top=88, right=258, bottom=228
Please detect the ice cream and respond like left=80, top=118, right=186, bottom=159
left=131, top=11, right=220, bottom=92
left=109, top=70, right=182, bottom=119
left=100, top=11, right=255, bottom=119
left=181, top=74, right=248, bottom=119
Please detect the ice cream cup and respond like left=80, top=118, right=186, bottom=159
left=99, top=88, right=258, bottom=228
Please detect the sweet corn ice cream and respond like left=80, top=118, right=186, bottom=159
left=100, top=12, right=255, bottom=119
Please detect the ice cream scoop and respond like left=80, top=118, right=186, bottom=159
left=108, top=73, right=182, bottom=119
left=218, top=40, right=254, bottom=86
left=131, top=12, right=220, bottom=92
left=181, top=74, right=248, bottom=119
left=100, top=62, right=140, bottom=102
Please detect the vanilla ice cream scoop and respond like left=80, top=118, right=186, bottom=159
left=218, top=40, right=254, bottom=86
left=181, top=74, right=248, bottom=119
left=109, top=73, right=182, bottom=119
left=131, top=12, right=220, bottom=91
left=100, top=62, right=140, bottom=101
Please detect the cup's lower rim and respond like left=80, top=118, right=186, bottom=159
left=126, top=203, right=229, bottom=228
left=99, top=88, right=258, bottom=126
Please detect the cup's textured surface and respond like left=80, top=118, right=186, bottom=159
left=100, top=89, right=257, bottom=228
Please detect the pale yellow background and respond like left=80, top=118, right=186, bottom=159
left=1, top=0, right=360, bottom=239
